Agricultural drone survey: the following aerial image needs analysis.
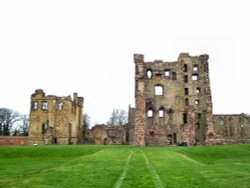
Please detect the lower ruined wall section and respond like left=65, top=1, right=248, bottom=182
left=86, top=124, right=129, bottom=145
left=211, top=114, right=250, bottom=144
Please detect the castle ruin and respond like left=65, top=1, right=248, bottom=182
left=131, top=53, right=250, bottom=146
left=28, top=54, right=250, bottom=146
left=29, top=89, right=83, bottom=145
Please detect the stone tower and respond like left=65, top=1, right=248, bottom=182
left=29, top=89, right=84, bottom=145
left=133, top=53, right=213, bottom=146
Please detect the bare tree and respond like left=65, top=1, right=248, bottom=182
left=0, top=108, right=20, bottom=136
left=83, top=113, right=91, bottom=129
left=17, top=115, right=29, bottom=136
left=107, top=109, right=128, bottom=126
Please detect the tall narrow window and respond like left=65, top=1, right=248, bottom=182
left=58, top=102, right=64, bottom=110
left=183, top=64, right=188, bottom=72
left=184, top=75, right=188, bottom=83
left=159, top=109, right=164, bottom=118
left=172, top=72, right=177, bottom=80
left=165, top=69, right=170, bottom=77
left=184, top=88, right=189, bottom=95
left=192, top=74, right=198, bottom=80
left=147, top=109, right=153, bottom=118
left=32, top=101, right=38, bottom=110
left=42, top=123, right=47, bottom=134
left=42, top=101, right=48, bottom=110
left=183, top=113, right=188, bottom=124
left=193, top=65, right=198, bottom=71
left=155, top=85, right=163, bottom=95
left=196, top=87, right=201, bottom=94
left=147, top=70, right=152, bottom=78
left=185, top=98, right=189, bottom=106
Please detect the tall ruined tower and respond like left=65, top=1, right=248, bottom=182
left=133, top=53, right=213, bottom=146
left=29, top=89, right=84, bottom=145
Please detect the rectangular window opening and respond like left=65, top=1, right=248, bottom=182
left=32, top=101, right=38, bottom=110
left=185, top=98, right=189, bottom=106
left=192, top=74, right=198, bottom=81
left=195, top=100, right=200, bottom=105
left=183, top=64, right=188, bottom=72
left=165, top=70, right=170, bottom=77
left=184, top=75, right=188, bottom=83
left=155, top=85, right=163, bottom=95
left=172, top=72, right=177, bottom=80
left=183, top=113, right=188, bottom=124
left=184, top=88, right=189, bottom=95
left=159, top=109, right=164, bottom=118
left=42, top=101, right=48, bottom=110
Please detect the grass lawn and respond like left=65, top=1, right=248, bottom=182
left=0, top=144, right=249, bottom=188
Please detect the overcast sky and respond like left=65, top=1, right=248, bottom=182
left=1, top=0, right=249, bottom=125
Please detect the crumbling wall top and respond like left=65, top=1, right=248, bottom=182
left=134, top=54, right=144, bottom=64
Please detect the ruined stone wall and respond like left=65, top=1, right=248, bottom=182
left=88, top=124, right=129, bottom=145
left=128, top=106, right=135, bottom=144
left=213, top=114, right=250, bottom=143
left=28, top=89, right=83, bottom=145
left=133, top=53, right=213, bottom=146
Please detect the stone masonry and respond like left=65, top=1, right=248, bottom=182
left=133, top=53, right=214, bottom=146
left=29, top=89, right=83, bottom=145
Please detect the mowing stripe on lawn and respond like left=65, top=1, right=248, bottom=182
left=114, top=151, right=133, bottom=188
left=141, top=150, right=164, bottom=188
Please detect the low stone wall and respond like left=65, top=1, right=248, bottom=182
left=0, top=136, right=29, bottom=146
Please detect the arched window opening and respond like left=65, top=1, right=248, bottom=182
left=193, top=65, right=198, bottom=71
left=155, top=85, right=163, bottom=95
left=147, top=109, right=153, bottom=118
left=159, top=109, right=164, bottom=118
left=146, top=70, right=152, bottom=78
left=196, top=87, right=201, bottom=94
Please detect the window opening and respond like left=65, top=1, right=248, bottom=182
left=155, top=85, right=163, bottom=95
left=172, top=72, right=177, bottom=80
left=197, top=113, right=201, bottom=119
left=42, top=123, right=47, bottom=134
left=184, top=88, right=189, bottom=95
left=155, top=73, right=162, bottom=77
left=58, top=102, right=64, bottom=110
left=185, top=98, right=189, bottom=106
left=183, top=113, right=188, bottom=124
left=192, top=74, right=198, bottom=81
left=42, top=101, right=48, bottom=110
left=184, top=75, right=188, bottom=83
left=195, top=100, right=200, bottom=105
left=193, top=65, right=198, bottom=71
left=159, top=109, right=164, bottom=118
left=147, top=109, right=153, bottom=118
left=165, top=69, right=170, bottom=77
left=32, top=101, right=38, bottom=110
left=146, top=70, right=152, bottom=78
left=183, top=64, right=188, bottom=72
left=196, top=87, right=201, bottom=94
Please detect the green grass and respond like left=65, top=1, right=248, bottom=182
left=0, top=144, right=250, bottom=188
